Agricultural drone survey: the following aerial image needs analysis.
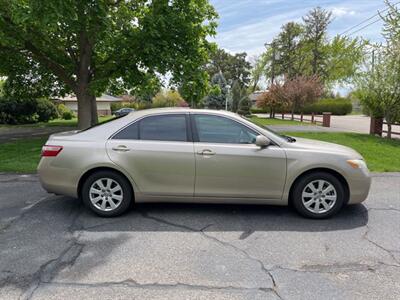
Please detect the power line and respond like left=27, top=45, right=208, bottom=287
left=346, top=18, right=383, bottom=37
left=338, top=1, right=400, bottom=37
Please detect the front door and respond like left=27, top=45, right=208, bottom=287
left=192, top=114, right=286, bottom=199
left=106, top=113, right=195, bottom=197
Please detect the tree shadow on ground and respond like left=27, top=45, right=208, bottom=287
left=78, top=200, right=368, bottom=234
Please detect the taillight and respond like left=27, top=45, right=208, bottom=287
left=41, top=145, right=63, bottom=157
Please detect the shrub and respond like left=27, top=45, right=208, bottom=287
left=111, top=102, right=124, bottom=112
left=35, top=98, right=58, bottom=122
left=250, top=107, right=269, bottom=114
left=302, top=98, right=352, bottom=115
left=62, top=110, right=74, bottom=120
left=0, top=97, right=56, bottom=124
left=237, top=96, right=251, bottom=116
left=57, top=104, right=75, bottom=120
left=152, top=90, right=188, bottom=108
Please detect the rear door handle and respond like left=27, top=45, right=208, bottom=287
left=197, top=149, right=216, bottom=156
left=112, top=145, right=130, bottom=152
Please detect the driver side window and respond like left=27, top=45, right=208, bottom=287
left=194, top=114, right=258, bottom=144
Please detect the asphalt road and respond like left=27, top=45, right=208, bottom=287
left=0, top=173, right=399, bottom=299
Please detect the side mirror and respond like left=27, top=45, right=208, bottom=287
left=255, top=135, right=270, bottom=148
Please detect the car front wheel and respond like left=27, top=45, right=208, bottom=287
left=82, top=171, right=132, bottom=217
left=292, top=172, right=346, bottom=219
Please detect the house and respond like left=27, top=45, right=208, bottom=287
left=249, top=90, right=268, bottom=107
left=56, top=94, right=123, bottom=116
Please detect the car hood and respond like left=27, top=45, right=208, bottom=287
left=288, top=137, right=363, bottom=159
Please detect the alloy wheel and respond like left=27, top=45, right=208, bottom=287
left=301, top=179, right=337, bottom=214
left=89, top=178, right=123, bottom=212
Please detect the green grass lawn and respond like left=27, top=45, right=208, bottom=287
left=0, top=116, right=114, bottom=129
left=284, top=132, right=400, bottom=172
left=0, top=137, right=47, bottom=173
left=249, top=116, right=314, bottom=126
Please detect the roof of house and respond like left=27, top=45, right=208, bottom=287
left=249, top=90, right=268, bottom=101
left=58, top=94, right=122, bottom=102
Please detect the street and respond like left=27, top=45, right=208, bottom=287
left=0, top=173, right=399, bottom=299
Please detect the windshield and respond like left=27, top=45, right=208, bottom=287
left=242, top=116, right=296, bottom=143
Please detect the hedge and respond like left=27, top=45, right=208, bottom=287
left=0, top=97, right=58, bottom=124
left=302, top=98, right=352, bottom=115
left=251, top=98, right=353, bottom=116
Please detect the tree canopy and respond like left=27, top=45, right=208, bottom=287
left=205, top=48, right=252, bottom=87
left=0, top=0, right=218, bottom=128
left=261, top=7, right=365, bottom=88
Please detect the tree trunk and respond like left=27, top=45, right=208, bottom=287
left=76, top=87, right=98, bottom=129
left=90, top=94, right=98, bottom=126
left=387, top=123, right=392, bottom=139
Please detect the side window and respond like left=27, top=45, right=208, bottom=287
left=194, top=115, right=258, bottom=144
left=140, top=114, right=187, bottom=142
left=113, top=122, right=139, bottom=140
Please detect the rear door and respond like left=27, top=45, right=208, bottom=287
left=106, top=113, right=195, bottom=197
left=191, top=113, right=286, bottom=200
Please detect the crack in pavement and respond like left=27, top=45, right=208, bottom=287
left=138, top=212, right=284, bottom=300
left=268, top=261, right=400, bottom=275
left=40, top=280, right=276, bottom=296
left=362, top=210, right=400, bottom=266
left=18, top=210, right=85, bottom=300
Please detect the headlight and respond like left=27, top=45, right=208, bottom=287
left=347, top=159, right=368, bottom=169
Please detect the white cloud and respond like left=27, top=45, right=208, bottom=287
left=331, top=7, right=356, bottom=18
left=213, top=9, right=306, bottom=55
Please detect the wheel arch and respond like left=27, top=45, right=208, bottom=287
left=288, top=168, right=350, bottom=206
left=77, top=166, right=135, bottom=200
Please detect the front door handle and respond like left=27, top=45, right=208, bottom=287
left=112, top=145, right=130, bottom=152
left=197, top=149, right=216, bottom=156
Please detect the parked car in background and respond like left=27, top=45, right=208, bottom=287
left=38, top=108, right=371, bottom=219
left=114, top=108, right=135, bottom=117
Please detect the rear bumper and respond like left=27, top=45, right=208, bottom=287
left=37, top=158, right=79, bottom=198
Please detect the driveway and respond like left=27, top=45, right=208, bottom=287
left=256, top=114, right=400, bottom=136
left=0, top=173, right=399, bottom=299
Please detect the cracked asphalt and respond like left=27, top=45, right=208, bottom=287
left=0, top=173, right=399, bottom=299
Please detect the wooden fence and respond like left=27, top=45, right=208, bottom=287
left=276, top=112, right=332, bottom=127
left=370, top=117, right=400, bottom=137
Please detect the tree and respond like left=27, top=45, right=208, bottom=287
left=256, top=8, right=364, bottom=88
left=256, top=90, right=284, bottom=118
left=283, top=75, right=324, bottom=114
left=237, top=96, right=251, bottom=116
left=275, top=22, right=305, bottom=79
left=303, top=7, right=332, bottom=76
left=355, top=1, right=400, bottom=138
left=249, top=53, right=268, bottom=92
left=205, top=48, right=252, bottom=87
left=0, top=78, right=4, bottom=96
left=152, top=90, right=188, bottom=108
left=256, top=76, right=323, bottom=117
left=0, top=0, right=217, bottom=129
left=204, top=72, right=228, bottom=109
left=231, top=80, right=248, bottom=112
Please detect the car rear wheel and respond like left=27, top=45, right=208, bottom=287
left=292, top=172, right=346, bottom=219
left=82, top=171, right=132, bottom=217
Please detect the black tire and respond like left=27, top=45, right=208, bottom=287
left=81, top=170, right=133, bottom=217
left=291, top=172, right=346, bottom=219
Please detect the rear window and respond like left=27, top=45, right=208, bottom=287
left=140, top=115, right=187, bottom=142
left=112, top=114, right=187, bottom=142
left=113, top=122, right=139, bottom=140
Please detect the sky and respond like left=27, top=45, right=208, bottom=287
left=209, top=0, right=387, bottom=56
